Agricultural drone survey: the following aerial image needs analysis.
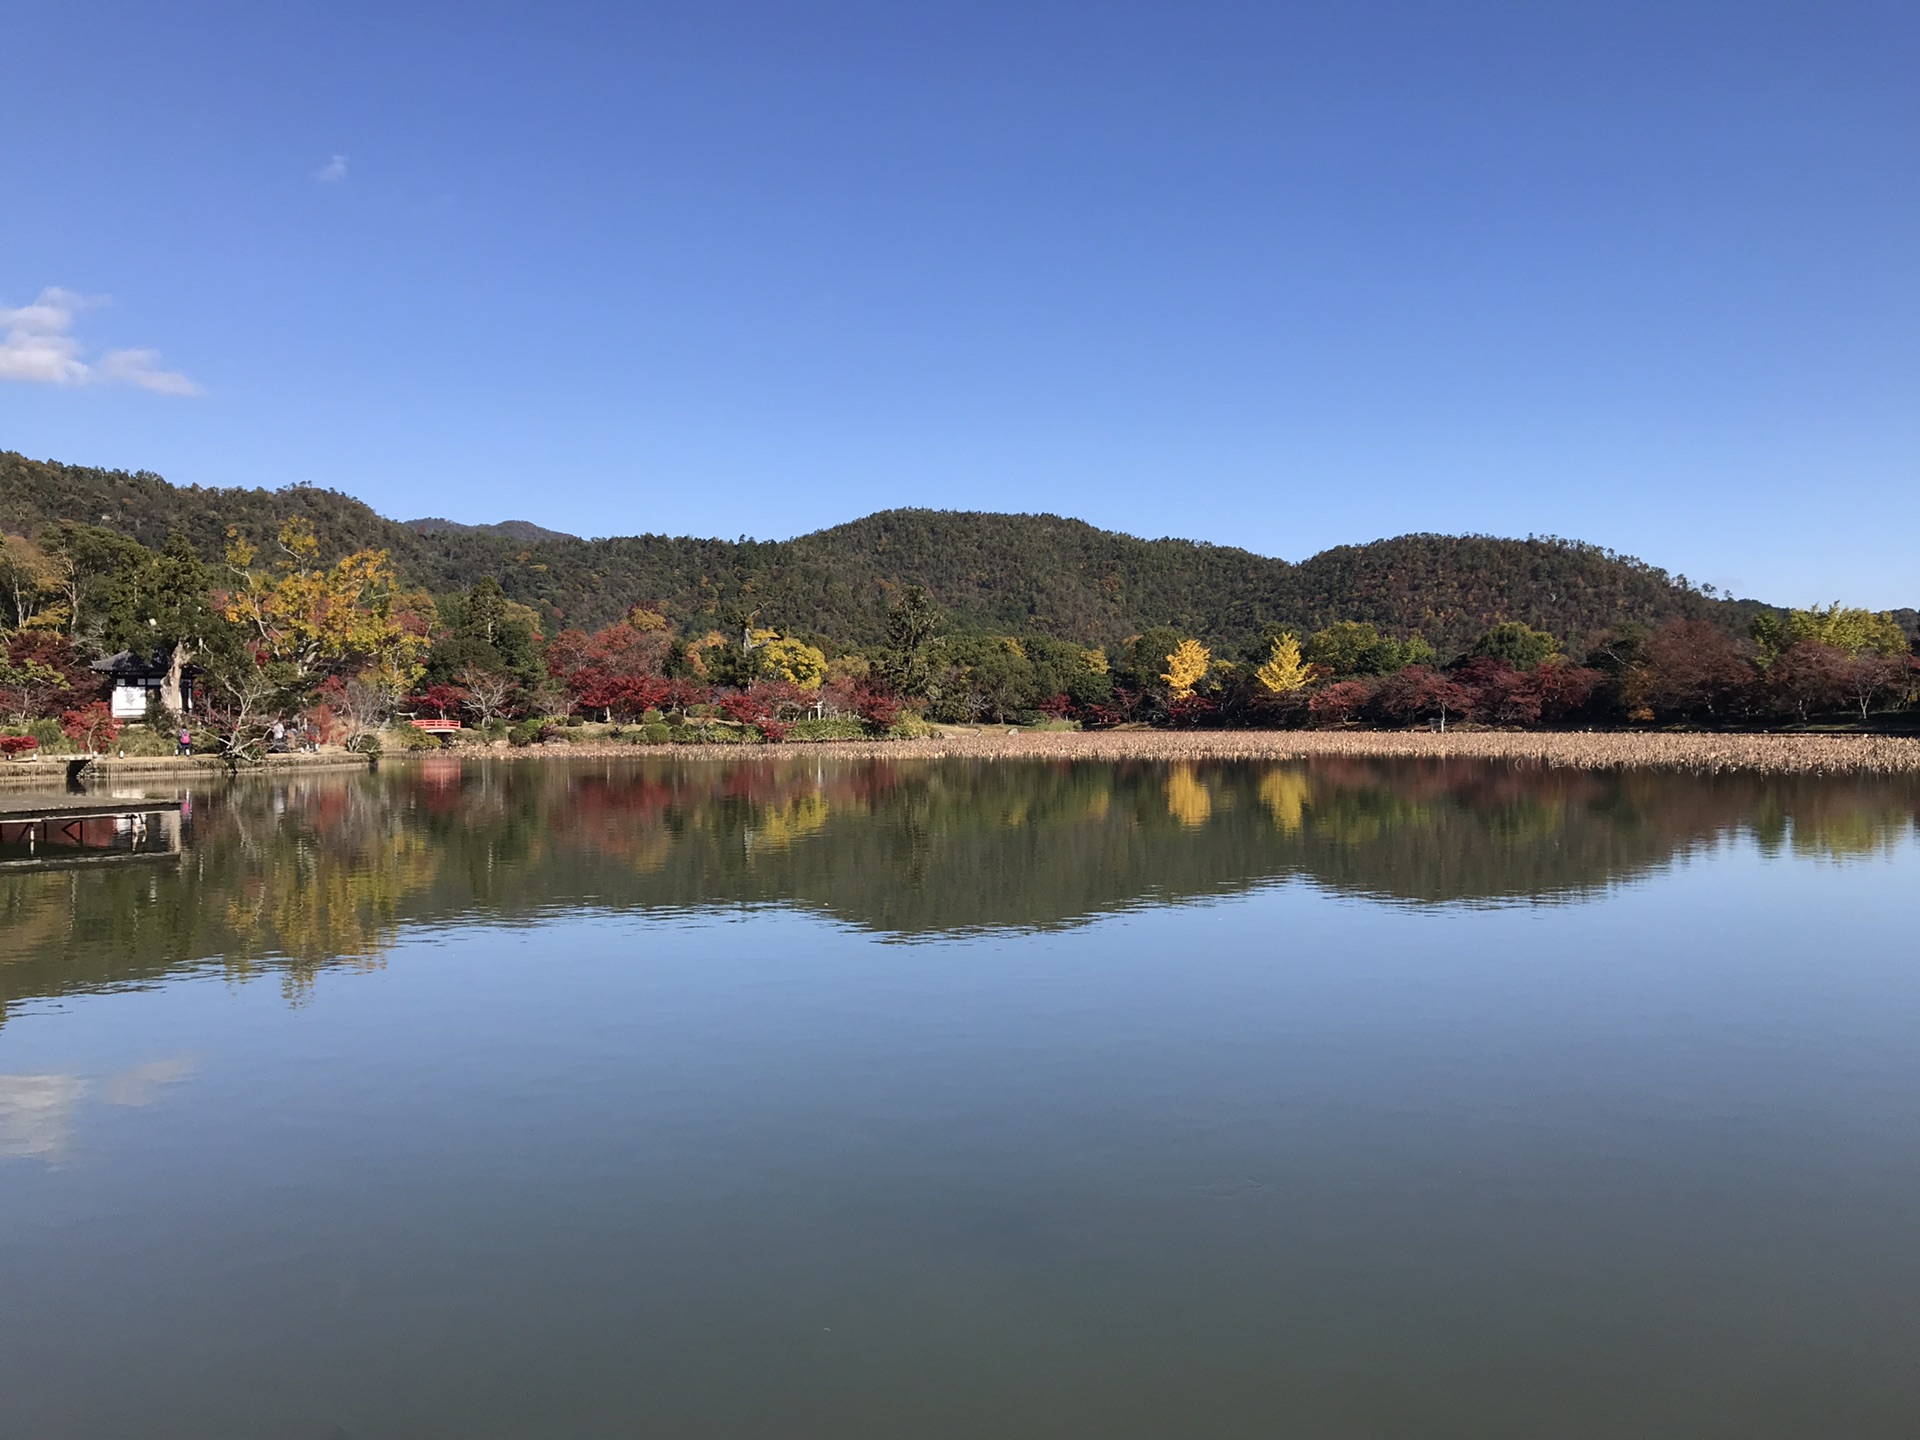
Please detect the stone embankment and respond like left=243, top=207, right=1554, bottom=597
left=0, top=752, right=374, bottom=788
left=498, top=729, right=1920, bottom=776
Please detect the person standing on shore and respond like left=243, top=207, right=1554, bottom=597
left=177, top=727, right=191, bottom=757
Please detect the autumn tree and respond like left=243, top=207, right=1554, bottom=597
left=0, top=632, right=96, bottom=725
left=563, top=620, right=674, bottom=720
left=60, top=701, right=122, bottom=754
left=416, top=684, right=469, bottom=721
left=1767, top=641, right=1849, bottom=723
left=1838, top=653, right=1906, bottom=722
left=545, top=628, right=592, bottom=682
left=758, top=636, right=828, bottom=689
left=1529, top=661, right=1604, bottom=723
left=1369, top=666, right=1470, bottom=729
left=1162, top=639, right=1211, bottom=701
left=223, top=520, right=429, bottom=689
left=1643, top=620, right=1752, bottom=721
left=1307, top=678, right=1373, bottom=726
left=1254, top=633, right=1312, bottom=696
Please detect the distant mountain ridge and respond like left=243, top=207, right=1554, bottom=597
left=0, top=448, right=1845, bottom=655
left=404, top=516, right=579, bottom=544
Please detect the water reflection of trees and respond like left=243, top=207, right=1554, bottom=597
left=2, top=757, right=1915, bottom=1020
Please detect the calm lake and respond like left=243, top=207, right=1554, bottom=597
left=2, top=755, right=1917, bottom=1438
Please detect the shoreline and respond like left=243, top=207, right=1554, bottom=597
left=4, top=732, right=1915, bottom=782
left=0, top=751, right=374, bottom=788
left=469, top=728, right=1920, bottom=776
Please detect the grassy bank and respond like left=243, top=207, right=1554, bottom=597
left=466, top=728, right=1920, bottom=776
left=8, top=730, right=1914, bottom=780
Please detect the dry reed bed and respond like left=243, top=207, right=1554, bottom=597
left=518, top=729, right=1920, bottom=776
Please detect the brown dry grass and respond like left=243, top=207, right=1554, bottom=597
left=505, top=728, right=1920, bottom=776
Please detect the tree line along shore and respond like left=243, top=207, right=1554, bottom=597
left=3, top=511, right=1917, bottom=768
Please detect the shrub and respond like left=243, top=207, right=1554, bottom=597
left=110, top=725, right=181, bottom=757
left=887, top=714, right=935, bottom=739
left=756, top=719, right=789, bottom=743
left=640, top=721, right=671, bottom=744
left=565, top=714, right=586, bottom=727
left=783, top=717, right=867, bottom=742
left=0, top=734, right=39, bottom=758
left=382, top=723, right=443, bottom=751
left=507, top=720, right=548, bottom=747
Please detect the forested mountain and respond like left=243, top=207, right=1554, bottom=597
left=1, top=449, right=1774, bottom=654
left=405, top=516, right=579, bottom=544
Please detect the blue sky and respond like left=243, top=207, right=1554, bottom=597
left=3, top=1, right=1915, bottom=606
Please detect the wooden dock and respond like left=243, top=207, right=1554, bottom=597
left=0, top=795, right=186, bottom=871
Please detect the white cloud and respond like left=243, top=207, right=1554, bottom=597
left=97, top=347, right=203, bottom=396
left=313, top=153, right=348, bottom=183
left=0, top=287, right=202, bottom=396
left=0, top=286, right=97, bottom=384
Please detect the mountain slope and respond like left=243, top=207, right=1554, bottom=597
left=405, top=517, right=579, bottom=544
left=2, top=449, right=1761, bottom=653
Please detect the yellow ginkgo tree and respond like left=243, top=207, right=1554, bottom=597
left=1162, top=638, right=1211, bottom=701
left=1255, top=633, right=1312, bottom=696
left=759, top=636, right=829, bottom=688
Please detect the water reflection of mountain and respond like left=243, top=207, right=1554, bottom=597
left=2, top=756, right=1915, bottom=1021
